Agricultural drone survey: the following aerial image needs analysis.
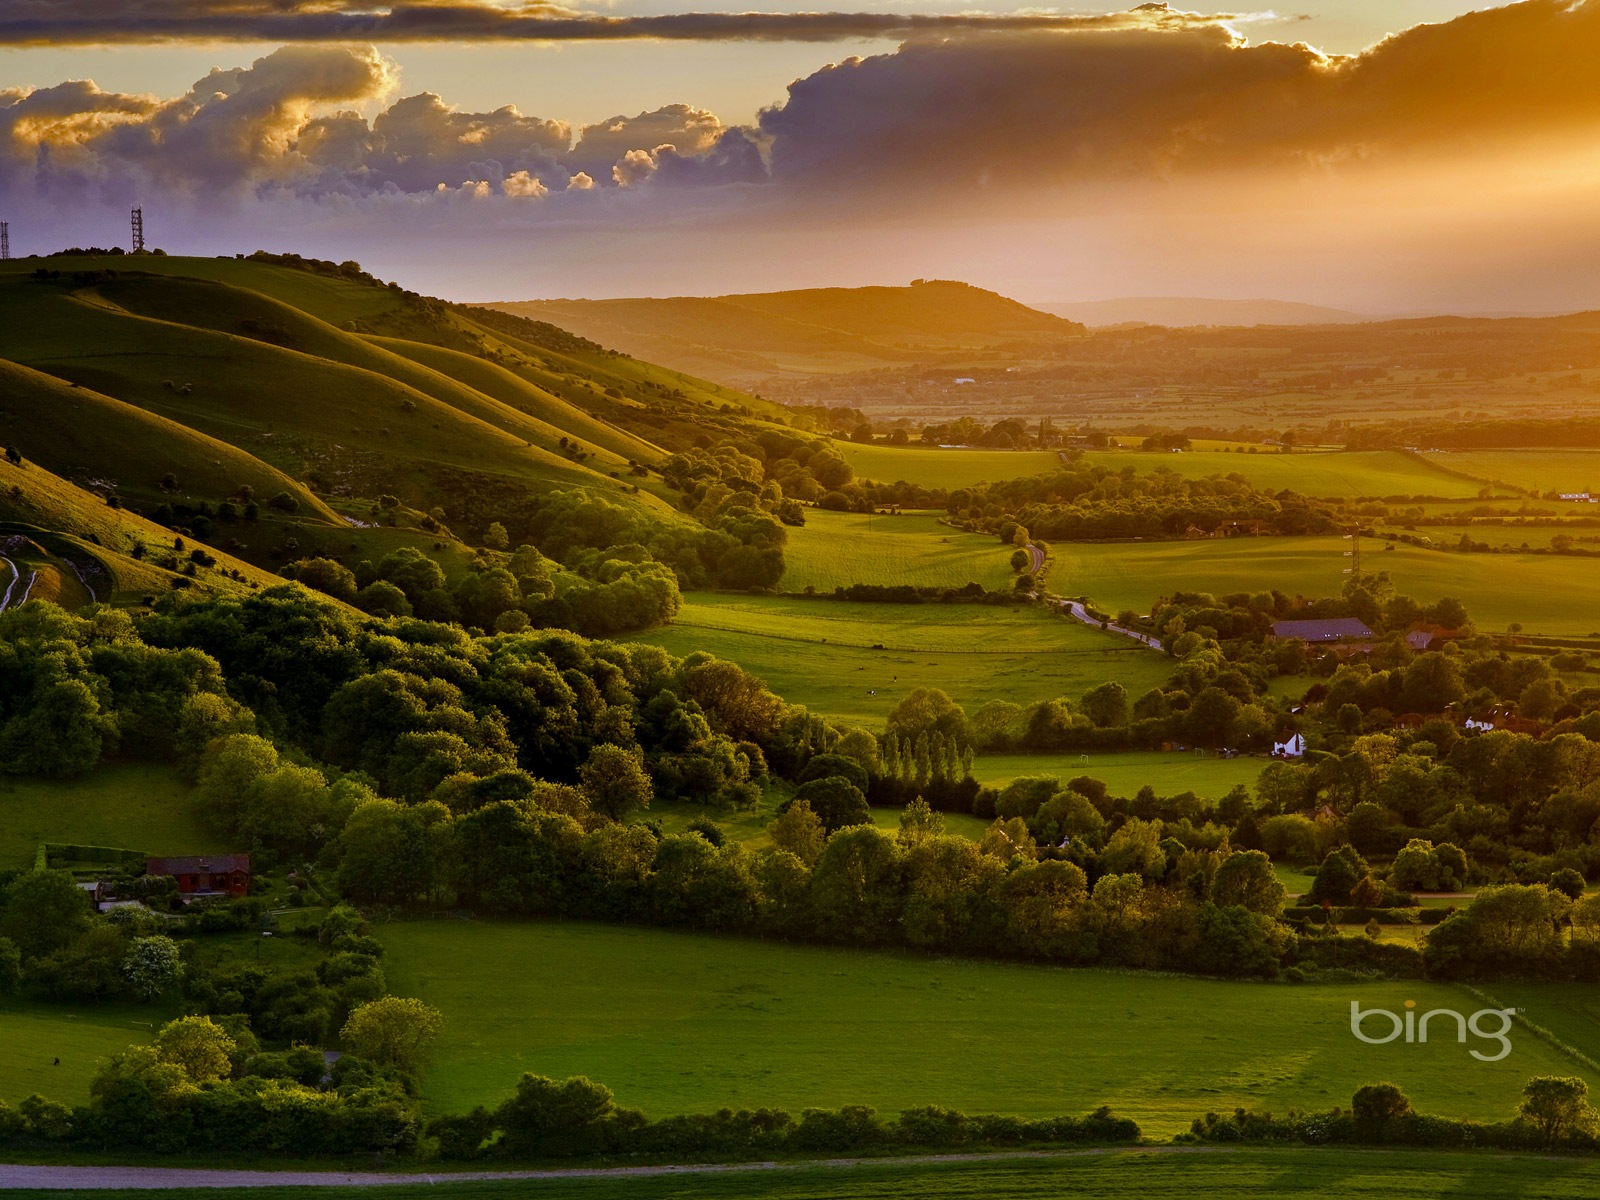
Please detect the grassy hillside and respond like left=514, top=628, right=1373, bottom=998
left=494, top=280, right=1082, bottom=381
left=0, top=358, right=335, bottom=517
left=782, top=509, right=1014, bottom=592
left=0, top=458, right=287, bottom=600
left=379, top=920, right=1595, bottom=1137
left=1076, top=448, right=1484, bottom=499
left=628, top=593, right=1173, bottom=728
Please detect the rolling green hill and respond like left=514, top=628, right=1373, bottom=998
left=493, top=280, right=1084, bottom=381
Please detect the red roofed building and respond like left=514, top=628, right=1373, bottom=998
left=146, top=855, right=251, bottom=898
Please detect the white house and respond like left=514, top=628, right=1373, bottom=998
left=1272, top=732, right=1307, bottom=758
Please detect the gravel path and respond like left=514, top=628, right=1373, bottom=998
left=0, top=1147, right=1214, bottom=1190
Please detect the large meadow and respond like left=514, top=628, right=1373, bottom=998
left=375, top=919, right=1598, bottom=1138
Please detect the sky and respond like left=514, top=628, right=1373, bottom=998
left=1, top=1, right=1598, bottom=312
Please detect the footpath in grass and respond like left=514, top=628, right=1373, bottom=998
left=0, top=764, right=225, bottom=871
left=375, top=920, right=1596, bottom=1138
left=629, top=595, right=1171, bottom=728
left=6, top=1147, right=1600, bottom=1199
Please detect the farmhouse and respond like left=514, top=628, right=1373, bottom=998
left=1269, top=617, right=1374, bottom=643
left=1272, top=732, right=1307, bottom=758
left=146, top=854, right=251, bottom=899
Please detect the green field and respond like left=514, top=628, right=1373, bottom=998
left=971, top=751, right=1263, bottom=798
left=378, top=920, right=1596, bottom=1138
left=0, top=1001, right=161, bottom=1105
left=646, top=796, right=992, bottom=849
left=1423, top=449, right=1600, bottom=494
left=629, top=594, right=1172, bottom=728
left=0, top=764, right=225, bottom=871
left=1055, top=536, right=1600, bottom=636
left=15, top=1148, right=1600, bottom=1199
left=782, top=510, right=1014, bottom=593
left=837, top=443, right=1064, bottom=488
left=1077, top=449, right=1482, bottom=499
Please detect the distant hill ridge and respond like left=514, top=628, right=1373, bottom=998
left=488, top=280, right=1084, bottom=383
left=1038, top=296, right=1366, bottom=328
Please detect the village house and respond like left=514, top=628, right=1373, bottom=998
left=146, top=854, right=251, bottom=899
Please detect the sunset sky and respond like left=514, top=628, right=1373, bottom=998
left=2, top=1, right=1598, bottom=311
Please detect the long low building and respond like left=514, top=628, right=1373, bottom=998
left=1268, top=617, right=1374, bottom=643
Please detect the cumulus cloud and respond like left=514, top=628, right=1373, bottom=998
left=0, top=0, right=1241, bottom=45
left=0, top=44, right=759, bottom=202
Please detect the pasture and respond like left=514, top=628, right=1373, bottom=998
left=971, top=751, right=1263, bottom=798
left=1054, top=536, right=1600, bottom=636
left=629, top=594, right=1172, bottom=728
left=0, top=764, right=224, bottom=871
left=1422, top=449, right=1600, bottom=494
left=1076, top=448, right=1483, bottom=499
left=836, top=443, right=1063, bottom=489
left=377, top=920, right=1595, bottom=1138
left=0, top=1001, right=160, bottom=1105
left=782, top=509, right=1013, bottom=592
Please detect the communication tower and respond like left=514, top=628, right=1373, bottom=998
left=131, top=207, right=145, bottom=253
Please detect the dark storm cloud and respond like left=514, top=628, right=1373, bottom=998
left=0, top=1, right=1246, bottom=46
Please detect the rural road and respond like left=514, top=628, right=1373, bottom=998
left=1026, top=542, right=1046, bottom=574
left=0, top=1148, right=1224, bottom=1190
left=1058, top=600, right=1164, bottom=650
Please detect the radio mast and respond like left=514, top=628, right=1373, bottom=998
left=131, top=207, right=145, bottom=253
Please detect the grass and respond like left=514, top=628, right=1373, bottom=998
left=376, top=920, right=1597, bottom=1138
left=644, top=797, right=992, bottom=849
left=0, top=1000, right=164, bottom=1105
left=1422, top=450, right=1600, bottom=494
left=837, top=443, right=1065, bottom=488
left=11, top=1147, right=1600, bottom=1198
left=1054, top=536, right=1600, bottom=636
left=1076, top=449, right=1482, bottom=499
left=782, top=510, right=1014, bottom=592
left=628, top=594, right=1173, bottom=728
left=970, top=751, right=1263, bottom=798
left=0, top=764, right=226, bottom=871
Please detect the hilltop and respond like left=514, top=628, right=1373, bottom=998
left=491, top=280, right=1084, bottom=383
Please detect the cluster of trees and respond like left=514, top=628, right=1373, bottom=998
left=1189, top=1078, right=1598, bottom=1151
left=288, top=543, right=679, bottom=637
left=0, top=1004, right=426, bottom=1156
left=946, top=462, right=1339, bottom=540
left=429, top=1072, right=1138, bottom=1160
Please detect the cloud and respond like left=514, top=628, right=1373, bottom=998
left=0, top=1, right=1243, bottom=45
left=0, top=45, right=756, bottom=201
left=7, top=2, right=1600, bottom=313
left=761, top=0, right=1600, bottom=195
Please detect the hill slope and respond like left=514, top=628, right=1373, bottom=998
left=490, top=280, right=1084, bottom=383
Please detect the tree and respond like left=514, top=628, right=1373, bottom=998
left=0, top=937, right=20, bottom=995
left=495, top=1073, right=620, bottom=1158
left=155, top=1016, right=236, bottom=1084
left=483, top=521, right=510, bottom=550
left=288, top=557, right=358, bottom=604
left=768, top=798, right=826, bottom=866
left=885, top=689, right=969, bottom=747
left=1352, top=1082, right=1414, bottom=1127
left=341, top=996, right=444, bottom=1073
left=0, top=678, right=113, bottom=776
left=792, top=776, right=871, bottom=833
left=1389, top=838, right=1443, bottom=891
left=3, top=445, right=20, bottom=466
left=1520, top=1076, right=1599, bottom=1147
left=1211, top=850, right=1285, bottom=915
left=897, top=798, right=944, bottom=845
left=1080, top=681, right=1129, bottom=729
left=122, top=936, right=184, bottom=1000
left=579, top=745, right=652, bottom=820
left=1100, top=818, right=1165, bottom=879
left=1306, top=846, right=1365, bottom=906
left=0, top=870, right=91, bottom=959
